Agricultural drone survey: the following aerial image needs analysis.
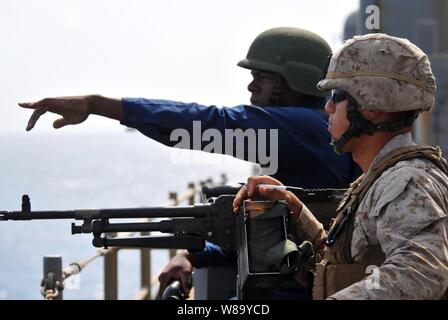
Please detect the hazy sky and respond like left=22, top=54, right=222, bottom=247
left=0, top=0, right=359, bottom=133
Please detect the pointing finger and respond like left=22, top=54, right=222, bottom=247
left=26, top=107, right=48, bottom=131
left=19, top=98, right=57, bottom=110
left=18, top=102, right=37, bottom=110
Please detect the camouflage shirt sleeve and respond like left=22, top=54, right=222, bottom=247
left=331, top=160, right=448, bottom=299
left=291, top=204, right=327, bottom=259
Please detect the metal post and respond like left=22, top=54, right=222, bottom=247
left=140, top=231, right=151, bottom=300
left=169, top=192, right=178, bottom=259
left=104, top=247, right=118, bottom=300
left=220, top=173, right=228, bottom=185
left=42, top=256, right=63, bottom=300
left=169, top=192, right=178, bottom=205
left=188, top=182, right=195, bottom=205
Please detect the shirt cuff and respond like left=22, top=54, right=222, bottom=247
left=120, top=98, right=145, bottom=128
left=291, top=204, right=327, bottom=256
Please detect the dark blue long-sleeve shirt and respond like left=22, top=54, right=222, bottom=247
left=121, top=98, right=358, bottom=189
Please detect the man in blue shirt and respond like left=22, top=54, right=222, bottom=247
left=19, top=27, right=359, bottom=298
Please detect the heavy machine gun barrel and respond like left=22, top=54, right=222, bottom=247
left=0, top=194, right=235, bottom=252
left=1, top=195, right=211, bottom=221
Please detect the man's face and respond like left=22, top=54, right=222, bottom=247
left=325, top=89, right=350, bottom=140
left=247, top=70, right=276, bottom=107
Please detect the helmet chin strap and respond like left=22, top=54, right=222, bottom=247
left=268, top=74, right=283, bottom=106
left=331, top=96, right=418, bottom=154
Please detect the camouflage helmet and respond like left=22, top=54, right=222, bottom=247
left=238, top=27, right=331, bottom=98
left=317, top=33, right=436, bottom=112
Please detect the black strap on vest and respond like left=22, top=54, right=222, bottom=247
left=326, top=145, right=448, bottom=250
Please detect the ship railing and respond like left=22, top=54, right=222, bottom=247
left=40, top=174, right=228, bottom=300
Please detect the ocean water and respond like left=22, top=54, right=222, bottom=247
left=0, top=131, right=254, bottom=300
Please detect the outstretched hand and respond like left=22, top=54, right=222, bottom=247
left=232, top=175, right=295, bottom=213
left=19, top=96, right=91, bottom=131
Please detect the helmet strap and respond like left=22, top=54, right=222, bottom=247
left=331, top=96, right=418, bottom=154
left=268, top=74, right=282, bottom=106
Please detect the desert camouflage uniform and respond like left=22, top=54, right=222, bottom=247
left=333, top=132, right=448, bottom=299
left=293, top=133, right=448, bottom=299
left=290, top=33, right=448, bottom=299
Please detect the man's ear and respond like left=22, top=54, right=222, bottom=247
left=360, top=109, right=380, bottom=121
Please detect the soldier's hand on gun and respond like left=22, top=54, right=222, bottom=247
left=232, top=175, right=294, bottom=213
left=158, top=250, right=193, bottom=298
left=19, top=96, right=90, bottom=131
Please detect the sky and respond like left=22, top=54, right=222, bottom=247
left=0, top=0, right=359, bottom=134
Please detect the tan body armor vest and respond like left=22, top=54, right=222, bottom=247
left=313, top=145, right=448, bottom=300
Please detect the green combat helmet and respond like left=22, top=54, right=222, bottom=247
left=238, top=27, right=332, bottom=98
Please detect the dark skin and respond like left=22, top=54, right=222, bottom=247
left=248, top=70, right=311, bottom=107
left=19, top=95, right=123, bottom=131
left=157, top=251, right=194, bottom=299
left=248, top=70, right=275, bottom=106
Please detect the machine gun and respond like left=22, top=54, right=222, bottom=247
left=0, top=186, right=346, bottom=300
left=0, top=186, right=345, bottom=250
left=0, top=193, right=236, bottom=252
